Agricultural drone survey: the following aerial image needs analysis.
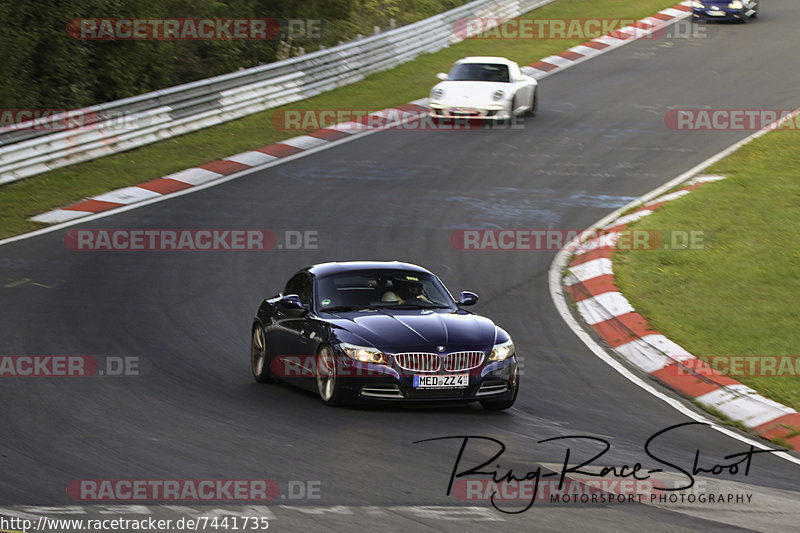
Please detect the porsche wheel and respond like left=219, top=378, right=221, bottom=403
left=316, top=345, right=342, bottom=406
left=251, top=325, right=275, bottom=383
left=526, top=87, right=538, bottom=117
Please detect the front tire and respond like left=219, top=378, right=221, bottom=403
left=316, top=345, right=342, bottom=406
left=251, top=325, right=275, bottom=383
left=526, top=87, right=539, bottom=117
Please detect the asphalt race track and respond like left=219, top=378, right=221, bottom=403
left=2, top=3, right=800, bottom=531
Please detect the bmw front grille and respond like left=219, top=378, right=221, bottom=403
left=394, top=351, right=486, bottom=372
left=395, top=353, right=440, bottom=372
left=443, top=351, right=485, bottom=371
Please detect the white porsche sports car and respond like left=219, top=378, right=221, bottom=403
left=429, top=56, right=538, bottom=121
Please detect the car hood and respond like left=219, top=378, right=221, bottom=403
left=327, top=310, right=499, bottom=352
left=434, top=81, right=511, bottom=105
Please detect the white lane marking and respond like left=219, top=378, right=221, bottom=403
left=593, top=35, right=627, bottom=47
left=548, top=110, right=800, bottom=467
left=30, top=209, right=94, bottom=224
left=93, top=186, right=162, bottom=205
left=4, top=4, right=694, bottom=246
left=689, top=174, right=727, bottom=184
left=645, top=189, right=691, bottom=206
left=0, top=505, right=503, bottom=522
left=0, top=127, right=380, bottom=247
left=328, top=121, right=363, bottom=132
left=568, top=45, right=602, bottom=57
left=615, top=335, right=695, bottom=373
left=280, top=135, right=329, bottom=150
left=602, top=209, right=653, bottom=228
left=401, top=506, right=502, bottom=521
left=529, top=9, right=693, bottom=81
left=572, top=232, right=619, bottom=256
left=524, top=67, right=554, bottom=78
left=696, top=385, right=797, bottom=428
left=163, top=167, right=223, bottom=186
left=576, top=292, right=635, bottom=324
left=225, top=151, right=278, bottom=167
left=661, top=7, right=689, bottom=17
left=537, top=55, right=575, bottom=68
left=565, top=258, right=613, bottom=285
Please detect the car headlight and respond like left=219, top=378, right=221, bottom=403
left=431, top=88, right=444, bottom=100
left=341, top=343, right=387, bottom=364
left=691, top=0, right=704, bottom=7
left=728, top=0, right=743, bottom=8
left=488, top=339, right=515, bottom=361
left=491, top=90, right=505, bottom=102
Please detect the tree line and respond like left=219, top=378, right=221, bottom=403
left=0, top=0, right=467, bottom=109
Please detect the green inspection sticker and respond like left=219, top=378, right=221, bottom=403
left=321, top=298, right=332, bottom=306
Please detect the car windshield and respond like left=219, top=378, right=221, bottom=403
left=315, top=270, right=456, bottom=312
left=448, top=63, right=510, bottom=82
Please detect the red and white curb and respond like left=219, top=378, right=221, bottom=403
left=31, top=2, right=693, bottom=225
left=564, top=176, right=800, bottom=450
left=523, top=2, right=692, bottom=79
left=30, top=104, right=429, bottom=224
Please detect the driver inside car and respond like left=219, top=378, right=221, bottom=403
left=394, top=281, right=432, bottom=305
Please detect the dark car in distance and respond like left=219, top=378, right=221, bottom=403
left=691, top=0, right=759, bottom=22
left=250, top=261, right=519, bottom=409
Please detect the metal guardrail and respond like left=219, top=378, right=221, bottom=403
left=0, top=0, right=553, bottom=185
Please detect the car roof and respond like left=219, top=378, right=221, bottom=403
left=455, top=56, right=517, bottom=66
left=305, top=261, right=432, bottom=277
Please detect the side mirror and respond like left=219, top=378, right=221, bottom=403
left=279, top=294, right=307, bottom=311
left=436, top=72, right=448, bottom=81
left=457, top=291, right=479, bottom=306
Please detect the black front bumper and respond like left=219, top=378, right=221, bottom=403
left=338, top=358, right=518, bottom=405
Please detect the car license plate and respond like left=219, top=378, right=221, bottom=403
left=413, top=374, right=469, bottom=389
left=706, top=10, right=725, bottom=16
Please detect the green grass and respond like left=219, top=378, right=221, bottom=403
left=0, top=0, right=679, bottom=239
left=614, top=128, right=800, bottom=412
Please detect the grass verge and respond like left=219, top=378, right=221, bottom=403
left=614, top=127, right=800, bottom=412
left=0, top=0, right=680, bottom=239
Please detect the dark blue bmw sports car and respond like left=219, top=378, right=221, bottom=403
left=250, top=261, right=519, bottom=409
left=691, top=0, right=759, bottom=22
